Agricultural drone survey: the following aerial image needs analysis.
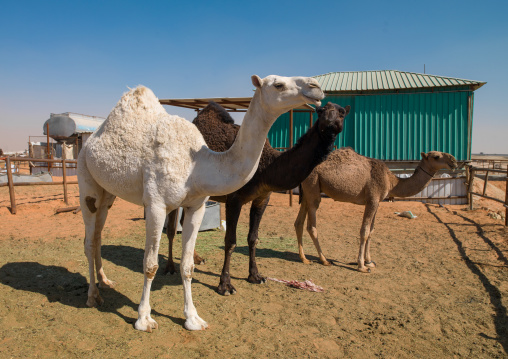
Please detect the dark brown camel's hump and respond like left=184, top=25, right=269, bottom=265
left=193, top=101, right=279, bottom=172
left=193, top=102, right=239, bottom=152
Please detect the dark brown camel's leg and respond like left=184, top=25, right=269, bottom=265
left=295, top=199, right=311, bottom=264
left=163, top=209, right=179, bottom=275
left=246, top=194, right=270, bottom=284
left=164, top=209, right=205, bottom=275
left=357, top=200, right=379, bottom=273
left=305, top=198, right=330, bottom=265
left=217, top=197, right=243, bottom=295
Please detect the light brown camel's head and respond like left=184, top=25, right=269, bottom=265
left=420, top=151, right=458, bottom=172
left=251, top=75, right=324, bottom=117
left=316, top=103, right=350, bottom=135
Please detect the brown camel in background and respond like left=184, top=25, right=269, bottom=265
left=295, top=148, right=457, bottom=272
left=165, top=101, right=350, bottom=295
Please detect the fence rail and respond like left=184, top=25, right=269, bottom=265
left=1, top=156, right=78, bottom=214
left=466, top=165, right=508, bottom=226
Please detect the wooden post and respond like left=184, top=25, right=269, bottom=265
left=289, top=109, right=294, bottom=149
left=465, top=165, right=470, bottom=207
left=505, top=172, right=508, bottom=227
left=483, top=170, right=490, bottom=196
left=469, top=168, right=475, bottom=210
left=289, top=109, right=294, bottom=207
left=62, top=159, right=68, bottom=204
left=46, top=123, right=51, bottom=173
left=6, top=157, right=16, bottom=214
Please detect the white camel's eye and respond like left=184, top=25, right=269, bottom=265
left=274, top=83, right=285, bottom=90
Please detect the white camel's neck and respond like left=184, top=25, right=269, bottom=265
left=193, top=91, right=279, bottom=196
left=388, top=163, right=437, bottom=198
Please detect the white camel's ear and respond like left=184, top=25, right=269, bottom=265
left=251, top=75, right=263, bottom=88
left=421, top=152, right=428, bottom=160
left=345, top=105, right=351, bottom=115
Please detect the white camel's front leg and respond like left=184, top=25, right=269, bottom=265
left=181, top=202, right=208, bottom=330
left=134, top=203, right=166, bottom=332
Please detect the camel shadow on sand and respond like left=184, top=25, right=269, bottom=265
left=101, top=244, right=219, bottom=292
left=0, top=261, right=186, bottom=327
left=216, top=245, right=359, bottom=271
left=426, top=204, right=508, bottom=355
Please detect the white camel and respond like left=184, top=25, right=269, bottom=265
left=77, top=75, right=324, bottom=332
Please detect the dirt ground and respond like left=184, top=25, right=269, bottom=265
left=0, top=178, right=507, bottom=358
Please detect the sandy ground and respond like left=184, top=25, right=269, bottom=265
left=0, top=179, right=507, bottom=358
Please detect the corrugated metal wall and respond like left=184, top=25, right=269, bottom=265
left=267, top=91, right=473, bottom=161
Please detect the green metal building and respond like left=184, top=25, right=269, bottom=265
left=268, top=70, right=486, bottom=161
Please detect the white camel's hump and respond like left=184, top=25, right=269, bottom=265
left=105, top=86, right=167, bottom=126
left=82, top=86, right=206, bottom=205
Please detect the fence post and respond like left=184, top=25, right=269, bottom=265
left=483, top=170, right=490, bottom=196
left=505, top=172, right=508, bottom=227
left=469, top=167, right=475, bottom=210
left=62, top=159, right=68, bottom=205
left=289, top=109, right=293, bottom=207
left=6, top=157, right=17, bottom=214
left=46, top=123, right=51, bottom=173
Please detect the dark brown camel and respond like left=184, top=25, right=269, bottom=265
left=164, top=101, right=350, bottom=295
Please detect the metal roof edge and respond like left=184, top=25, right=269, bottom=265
left=313, top=70, right=486, bottom=91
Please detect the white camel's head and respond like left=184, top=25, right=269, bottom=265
left=251, top=75, right=325, bottom=117
left=420, top=151, right=458, bottom=171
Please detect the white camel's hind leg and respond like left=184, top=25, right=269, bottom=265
left=79, top=165, right=115, bottom=307
left=181, top=202, right=208, bottom=331
left=135, top=203, right=166, bottom=332
left=93, top=192, right=116, bottom=288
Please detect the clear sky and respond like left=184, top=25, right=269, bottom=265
left=1, top=0, right=506, bottom=154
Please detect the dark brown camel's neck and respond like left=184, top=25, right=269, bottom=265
left=258, top=119, right=337, bottom=191
left=388, top=163, right=437, bottom=198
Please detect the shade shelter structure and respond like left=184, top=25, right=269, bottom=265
left=159, top=97, right=316, bottom=150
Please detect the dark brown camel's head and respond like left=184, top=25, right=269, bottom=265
left=316, top=102, right=350, bottom=135
left=420, top=151, right=458, bottom=171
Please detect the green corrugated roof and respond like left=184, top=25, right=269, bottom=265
left=314, top=70, right=486, bottom=92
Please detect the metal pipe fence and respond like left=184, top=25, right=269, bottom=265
left=466, top=165, right=508, bottom=226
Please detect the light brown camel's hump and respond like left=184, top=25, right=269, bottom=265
left=316, top=148, right=393, bottom=204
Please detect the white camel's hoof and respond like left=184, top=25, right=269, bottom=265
left=184, top=315, right=209, bottom=331
left=357, top=266, right=371, bottom=273
left=135, top=316, right=158, bottom=333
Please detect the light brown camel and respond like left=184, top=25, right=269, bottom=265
left=294, top=148, right=457, bottom=272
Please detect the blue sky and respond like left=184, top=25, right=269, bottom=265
left=1, top=0, right=507, bottom=153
